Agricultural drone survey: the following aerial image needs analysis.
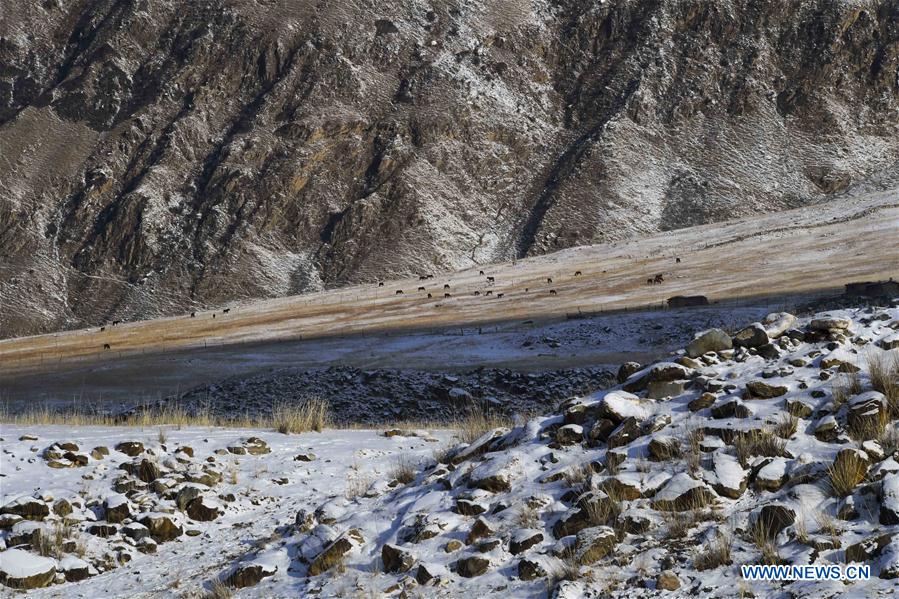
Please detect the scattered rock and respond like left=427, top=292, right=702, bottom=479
left=382, top=544, right=415, bottom=573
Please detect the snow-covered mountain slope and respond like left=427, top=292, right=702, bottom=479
left=2, top=301, right=899, bottom=597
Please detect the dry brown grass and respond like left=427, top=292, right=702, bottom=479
left=684, top=423, right=704, bottom=475
left=206, top=578, right=232, bottom=599
left=869, top=350, right=899, bottom=416
left=827, top=453, right=868, bottom=497
left=455, top=407, right=515, bottom=445
left=36, top=521, right=72, bottom=559
left=694, top=531, right=733, bottom=571
left=272, top=398, right=330, bottom=434
left=388, top=454, right=418, bottom=485
left=734, top=430, right=786, bottom=468
left=773, top=413, right=799, bottom=439
left=832, top=371, right=863, bottom=409
left=516, top=505, right=540, bottom=529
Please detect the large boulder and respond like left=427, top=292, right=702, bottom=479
left=0, top=549, right=56, bottom=589
left=754, top=504, right=795, bottom=540
left=733, top=323, right=769, bottom=348
left=809, top=317, right=853, bottom=332
left=455, top=555, right=490, bottom=577
left=227, top=560, right=278, bottom=588
left=708, top=453, right=748, bottom=499
left=114, top=441, right=145, bottom=456
left=104, top=494, right=132, bottom=524
left=761, top=312, right=796, bottom=339
left=687, top=329, right=732, bottom=358
left=651, top=473, right=716, bottom=511
left=746, top=380, right=788, bottom=398
left=1, top=497, right=49, bottom=521
left=597, top=391, right=649, bottom=424
left=574, top=526, right=618, bottom=564
left=382, top=544, right=415, bottom=573
left=308, top=529, right=364, bottom=576
left=139, top=513, right=184, bottom=542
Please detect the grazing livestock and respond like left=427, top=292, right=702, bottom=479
left=444, top=293, right=451, bottom=298
left=546, top=277, right=553, bottom=283
left=191, top=312, right=196, bottom=317
left=485, top=290, right=493, bottom=296
left=474, top=291, right=480, bottom=296
left=418, top=286, right=426, bottom=291
left=223, top=308, right=230, bottom=314
left=549, top=289, right=557, bottom=295
left=396, top=290, right=404, bottom=295
left=213, top=314, right=216, bottom=318
left=574, top=270, right=582, bottom=276
left=379, top=282, right=384, bottom=287
left=113, top=320, right=121, bottom=326
left=427, top=293, right=432, bottom=298
left=479, top=270, right=485, bottom=275
left=443, top=284, right=450, bottom=289
left=103, top=343, right=111, bottom=350
left=486, top=276, right=495, bottom=284
left=100, top=326, right=106, bottom=332
left=675, top=257, right=681, bottom=263
left=646, top=278, right=654, bottom=285
left=654, top=273, right=664, bottom=284
left=496, top=293, right=504, bottom=298
left=525, top=288, right=529, bottom=292
left=419, top=275, right=428, bottom=280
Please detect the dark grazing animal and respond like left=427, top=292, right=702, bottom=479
left=112, top=320, right=121, bottom=326
left=444, top=293, right=451, bottom=298
left=549, top=289, right=557, bottom=295
left=396, top=289, right=403, bottom=295
left=485, top=290, right=493, bottom=296
left=474, top=291, right=480, bottom=296
left=479, top=270, right=485, bottom=275
left=496, top=293, right=504, bottom=298
left=419, top=275, right=428, bottom=280
left=190, top=312, right=196, bottom=317
left=486, top=276, right=495, bottom=283
left=103, top=343, right=111, bottom=350
left=654, top=273, right=664, bottom=284
left=547, top=277, right=553, bottom=283
left=379, top=282, right=384, bottom=287
left=223, top=308, right=230, bottom=314
left=100, top=326, right=106, bottom=332
left=675, top=257, right=681, bottom=263
left=574, top=271, right=582, bottom=276
left=444, top=284, right=450, bottom=289
left=427, top=293, right=432, bottom=298
left=418, top=286, right=426, bottom=291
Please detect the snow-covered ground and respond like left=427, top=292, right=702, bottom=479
left=3, top=300, right=899, bottom=597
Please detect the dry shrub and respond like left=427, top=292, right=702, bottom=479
left=271, top=398, right=330, bottom=434
left=562, top=463, right=595, bottom=494
left=206, top=578, right=233, bottom=599
left=388, top=454, right=418, bottom=485
left=516, top=505, right=540, bottom=529
left=684, top=423, right=704, bottom=475
left=815, top=511, right=842, bottom=543
left=832, top=371, right=863, bottom=409
left=750, top=522, right=783, bottom=565
left=869, top=351, right=899, bottom=415
left=694, top=531, right=733, bottom=571
left=847, top=410, right=888, bottom=442
left=455, top=407, right=514, bottom=445
left=773, top=413, right=798, bottom=439
left=35, top=521, right=71, bottom=559
left=583, top=488, right=623, bottom=529
left=827, top=453, right=867, bottom=497
left=734, top=430, right=785, bottom=468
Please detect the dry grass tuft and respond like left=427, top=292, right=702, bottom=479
left=388, top=454, right=418, bottom=485
left=684, top=423, right=704, bottom=475
left=206, top=578, right=232, bottom=599
left=516, top=505, right=540, bottom=529
left=869, top=351, right=899, bottom=416
left=693, top=531, right=733, bottom=571
left=773, top=413, right=799, bottom=439
left=35, top=521, right=72, bottom=559
left=832, top=371, right=863, bottom=409
left=455, top=407, right=514, bottom=445
left=272, top=398, right=330, bottom=434
left=734, top=429, right=785, bottom=468
left=827, top=452, right=868, bottom=497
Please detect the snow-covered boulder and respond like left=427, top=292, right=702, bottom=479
left=687, top=329, right=732, bottom=358
left=0, top=549, right=56, bottom=589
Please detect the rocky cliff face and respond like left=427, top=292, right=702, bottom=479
left=1, top=0, right=898, bottom=337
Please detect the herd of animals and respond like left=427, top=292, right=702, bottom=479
left=95, top=258, right=686, bottom=352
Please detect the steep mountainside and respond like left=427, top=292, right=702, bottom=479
left=1, top=0, right=898, bottom=336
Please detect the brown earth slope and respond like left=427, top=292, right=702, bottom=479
left=1, top=0, right=898, bottom=337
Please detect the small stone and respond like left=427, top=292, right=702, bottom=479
left=657, top=569, right=681, bottom=591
